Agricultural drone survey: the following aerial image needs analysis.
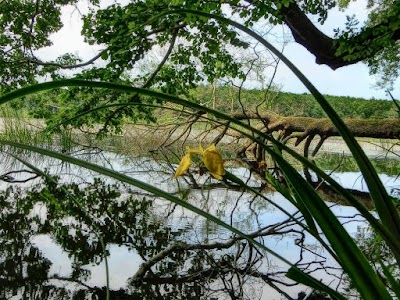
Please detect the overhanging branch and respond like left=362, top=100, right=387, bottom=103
left=277, top=2, right=400, bottom=69
left=28, top=51, right=105, bottom=69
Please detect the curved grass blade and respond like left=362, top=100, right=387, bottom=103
left=9, top=154, right=111, bottom=300
left=279, top=141, right=400, bottom=264
left=286, top=267, right=345, bottom=300
left=0, top=141, right=312, bottom=273
left=7, top=80, right=397, bottom=259
left=0, top=80, right=396, bottom=297
left=379, top=258, right=400, bottom=299
left=155, top=7, right=400, bottom=250
left=268, top=147, right=391, bottom=299
left=1, top=80, right=396, bottom=253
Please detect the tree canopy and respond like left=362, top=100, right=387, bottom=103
left=1, top=0, right=399, bottom=91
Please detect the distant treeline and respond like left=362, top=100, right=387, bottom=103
left=5, top=85, right=398, bottom=124
left=193, top=86, right=399, bottom=119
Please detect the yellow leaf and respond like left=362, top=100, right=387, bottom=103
left=202, top=144, right=225, bottom=180
left=174, top=153, right=192, bottom=178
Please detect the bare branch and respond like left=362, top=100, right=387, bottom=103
left=0, top=169, right=39, bottom=183
left=28, top=51, right=105, bottom=69
left=142, top=28, right=179, bottom=88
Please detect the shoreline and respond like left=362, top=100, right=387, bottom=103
left=0, top=117, right=399, bottom=159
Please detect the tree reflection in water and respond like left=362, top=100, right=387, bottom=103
left=0, top=165, right=348, bottom=300
left=0, top=177, right=255, bottom=299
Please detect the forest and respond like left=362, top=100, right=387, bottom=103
left=194, top=86, right=399, bottom=119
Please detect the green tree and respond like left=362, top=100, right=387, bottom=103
left=1, top=0, right=400, bottom=90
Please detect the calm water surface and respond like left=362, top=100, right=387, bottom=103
left=0, top=148, right=398, bottom=300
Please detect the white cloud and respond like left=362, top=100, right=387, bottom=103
left=36, top=4, right=102, bottom=61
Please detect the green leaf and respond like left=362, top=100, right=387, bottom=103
left=100, top=51, right=108, bottom=60
left=269, top=149, right=391, bottom=299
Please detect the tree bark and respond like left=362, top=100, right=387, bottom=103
left=279, top=2, right=347, bottom=69
left=233, top=113, right=400, bottom=141
left=278, top=2, right=400, bottom=69
left=232, top=113, right=400, bottom=163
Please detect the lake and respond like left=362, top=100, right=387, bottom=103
left=0, top=145, right=399, bottom=300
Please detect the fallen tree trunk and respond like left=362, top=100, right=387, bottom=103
left=232, top=114, right=400, bottom=158
left=233, top=113, right=400, bottom=140
left=226, top=114, right=400, bottom=210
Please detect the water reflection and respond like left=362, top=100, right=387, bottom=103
left=0, top=149, right=398, bottom=299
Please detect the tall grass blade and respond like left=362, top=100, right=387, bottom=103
left=269, top=149, right=391, bottom=299
left=2, top=139, right=354, bottom=295
left=6, top=80, right=398, bottom=260
left=157, top=8, right=400, bottom=247
left=286, top=268, right=345, bottom=300
left=9, top=154, right=111, bottom=300
left=1, top=80, right=397, bottom=297
left=379, top=258, right=400, bottom=299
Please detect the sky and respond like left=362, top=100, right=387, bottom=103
left=271, top=1, right=400, bottom=100
left=37, top=0, right=400, bottom=100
